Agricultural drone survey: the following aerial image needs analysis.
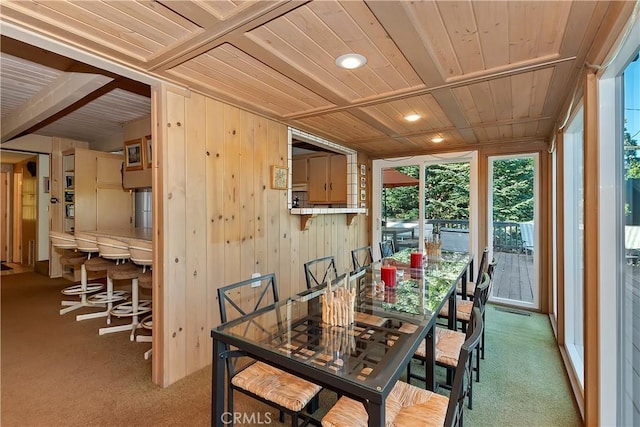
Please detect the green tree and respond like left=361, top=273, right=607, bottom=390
left=492, top=158, right=534, bottom=222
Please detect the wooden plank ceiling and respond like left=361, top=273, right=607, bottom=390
left=0, top=0, right=628, bottom=158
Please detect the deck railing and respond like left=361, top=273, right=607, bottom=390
left=388, top=219, right=526, bottom=253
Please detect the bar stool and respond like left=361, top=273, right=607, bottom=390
left=136, top=270, right=153, bottom=359
left=50, top=231, right=103, bottom=316
left=75, top=232, right=128, bottom=322
left=98, top=237, right=151, bottom=340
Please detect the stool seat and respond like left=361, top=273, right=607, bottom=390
left=108, top=263, right=142, bottom=281
left=84, top=257, right=115, bottom=272
left=138, top=270, right=152, bottom=290
left=60, top=253, right=88, bottom=267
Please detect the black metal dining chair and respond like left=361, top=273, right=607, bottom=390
left=304, top=256, right=337, bottom=289
left=457, top=247, right=489, bottom=300
left=322, top=307, right=483, bottom=427
left=217, top=273, right=322, bottom=427
left=351, top=246, right=374, bottom=271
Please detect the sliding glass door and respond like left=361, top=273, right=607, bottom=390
left=373, top=153, right=477, bottom=263
left=488, top=155, right=538, bottom=309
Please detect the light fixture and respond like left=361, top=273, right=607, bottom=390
left=404, top=113, right=421, bottom=122
left=335, top=53, right=367, bottom=69
left=431, top=136, right=444, bottom=143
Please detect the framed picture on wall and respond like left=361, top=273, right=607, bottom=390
left=271, top=165, right=288, bottom=190
left=145, top=135, right=152, bottom=168
left=124, top=138, right=143, bottom=171
left=360, top=164, right=366, bottom=176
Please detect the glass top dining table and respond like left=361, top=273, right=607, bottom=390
left=211, top=251, right=473, bottom=427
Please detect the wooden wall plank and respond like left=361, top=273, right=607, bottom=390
left=205, top=97, right=226, bottom=330
left=164, top=88, right=187, bottom=385
left=184, top=91, right=208, bottom=370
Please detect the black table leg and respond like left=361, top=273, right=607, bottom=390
left=425, top=327, right=436, bottom=391
left=367, top=399, right=385, bottom=427
left=211, top=338, right=225, bottom=427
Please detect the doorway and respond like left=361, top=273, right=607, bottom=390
left=488, top=154, right=539, bottom=309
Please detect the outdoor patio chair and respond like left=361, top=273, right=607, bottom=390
left=304, top=255, right=338, bottom=289
left=351, top=246, right=374, bottom=271
left=322, top=308, right=483, bottom=427
left=217, top=273, right=322, bottom=427
left=379, top=239, right=396, bottom=258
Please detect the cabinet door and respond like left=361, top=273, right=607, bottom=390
left=97, top=188, right=133, bottom=229
left=292, top=158, right=308, bottom=185
left=97, top=156, right=123, bottom=185
left=329, top=155, right=347, bottom=202
left=307, top=156, right=329, bottom=202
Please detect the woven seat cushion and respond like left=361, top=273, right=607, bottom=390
left=231, top=362, right=321, bottom=412
left=438, top=298, right=472, bottom=322
left=84, top=257, right=115, bottom=272
left=399, top=324, right=461, bottom=367
left=322, top=380, right=448, bottom=427
left=138, top=270, right=152, bottom=289
left=456, top=280, right=476, bottom=297
left=108, top=262, right=142, bottom=280
left=60, top=253, right=87, bottom=267
left=355, top=312, right=387, bottom=327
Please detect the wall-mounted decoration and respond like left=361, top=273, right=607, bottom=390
left=145, top=135, right=152, bottom=168
left=271, top=165, right=288, bottom=190
left=360, top=177, right=366, bottom=188
left=124, top=138, right=143, bottom=171
left=360, top=189, right=366, bottom=201
left=360, top=164, right=366, bottom=176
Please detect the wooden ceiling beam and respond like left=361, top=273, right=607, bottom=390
left=1, top=72, right=113, bottom=143
left=146, top=1, right=310, bottom=71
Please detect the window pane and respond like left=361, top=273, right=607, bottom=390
left=564, top=106, right=585, bottom=386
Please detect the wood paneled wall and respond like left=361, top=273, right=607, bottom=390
left=154, top=85, right=369, bottom=386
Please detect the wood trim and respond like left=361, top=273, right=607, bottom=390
left=556, top=130, right=566, bottom=345
left=151, top=83, right=164, bottom=386
left=539, top=150, right=550, bottom=313
left=558, top=340, right=585, bottom=418
left=583, top=71, right=599, bottom=426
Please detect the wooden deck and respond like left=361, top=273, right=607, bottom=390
left=491, top=251, right=534, bottom=303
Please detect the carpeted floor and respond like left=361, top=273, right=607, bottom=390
left=1, top=272, right=581, bottom=426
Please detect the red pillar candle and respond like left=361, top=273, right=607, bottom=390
left=410, top=252, right=423, bottom=268
left=381, top=265, right=397, bottom=287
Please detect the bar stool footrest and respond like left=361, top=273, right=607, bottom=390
left=61, top=283, right=104, bottom=296
left=88, top=290, right=129, bottom=304
left=110, top=300, right=152, bottom=317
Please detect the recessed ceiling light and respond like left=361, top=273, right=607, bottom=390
left=431, top=136, right=444, bottom=143
left=404, top=114, right=421, bottom=122
left=335, top=53, right=367, bottom=69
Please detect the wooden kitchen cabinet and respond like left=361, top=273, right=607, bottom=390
left=62, top=148, right=133, bottom=233
left=59, top=148, right=133, bottom=280
left=307, top=154, right=347, bottom=204
left=292, top=157, right=308, bottom=185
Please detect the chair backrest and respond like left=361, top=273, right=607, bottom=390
left=49, top=231, right=77, bottom=249
left=486, top=259, right=497, bottom=300
left=472, top=272, right=491, bottom=312
left=351, top=246, right=374, bottom=271
left=217, top=273, right=279, bottom=323
left=128, top=238, right=153, bottom=267
left=304, top=256, right=337, bottom=289
left=476, top=247, right=489, bottom=282
left=97, top=236, right=130, bottom=260
left=445, top=307, right=483, bottom=427
left=379, top=240, right=395, bottom=258
left=74, top=232, right=100, bottom=253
